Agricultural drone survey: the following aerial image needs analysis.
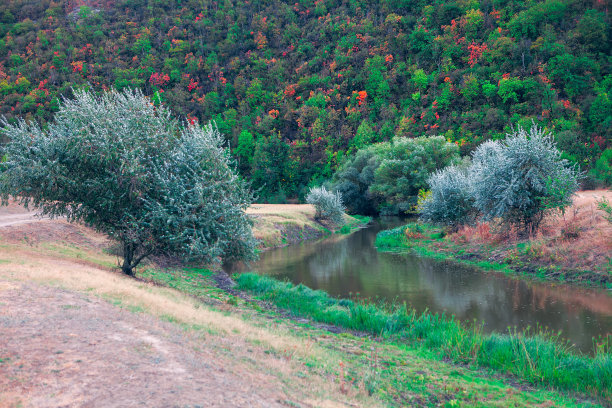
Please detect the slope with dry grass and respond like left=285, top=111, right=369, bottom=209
left=378, top=190, right=612, bottom=287
left=247, top=204, right=366, bottom=249
left=0, top=204, right=604, bottom=407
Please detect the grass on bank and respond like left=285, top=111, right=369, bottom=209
left=235, top=272, right=612, bottom=400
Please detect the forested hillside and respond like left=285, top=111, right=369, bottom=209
left=0, top=0, right=610, bottom=200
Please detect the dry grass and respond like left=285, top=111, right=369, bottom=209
left=448, top=190, right=612, bottom=274
left=248, top=204, right=358, bottom=248
left=0, top=245, right=378, bottom=407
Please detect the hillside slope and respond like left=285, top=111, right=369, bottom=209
left=0, top=0, right=609, bottom=199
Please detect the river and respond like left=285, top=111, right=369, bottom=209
left=229, top=219, right=612, bottom=353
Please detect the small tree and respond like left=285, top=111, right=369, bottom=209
left=419, top=165, right=475, bottom=229
left=0, top=88, right=256, bottom=275
left=306, top=186, right=345, bottom=226
left=469, top=124, right=579, bottom=232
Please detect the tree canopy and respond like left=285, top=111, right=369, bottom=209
left=0, top=88, right=256, bottom=274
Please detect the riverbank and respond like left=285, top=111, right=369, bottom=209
left=248, top=204, right=370, bottom=249
left=0, top=207, right=607, bottom=407
left=376, top=190, right=612, bottom=289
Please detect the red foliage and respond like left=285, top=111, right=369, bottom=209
left=150, top=72, right=170, bottom=86
left=468, top=42, right=488, bottom=67
left=187, top=78, right=198, bottom=92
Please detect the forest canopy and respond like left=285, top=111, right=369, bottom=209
left=0, top=0, right=609, bottom=202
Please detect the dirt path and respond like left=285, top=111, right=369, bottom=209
left=0, top=281, right=285, bottom=408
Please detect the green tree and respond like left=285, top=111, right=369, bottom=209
left=0, top=89, right=256, bottom=275
left=370, top=136, right=461, bottom=214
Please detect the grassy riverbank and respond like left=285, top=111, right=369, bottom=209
left=376, top=190, right=612, bottom=288
left=0, top=204, right=609, bottom=407
left=247, top=204, right=370, bottom=249
left=236, top=273, right=612, bottom=401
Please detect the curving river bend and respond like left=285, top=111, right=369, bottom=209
left=229, top=219, right=612, bottom=353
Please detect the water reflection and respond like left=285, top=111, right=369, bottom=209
left=229, top=219, right=612, bottom=352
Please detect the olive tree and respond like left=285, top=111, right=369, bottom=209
left=418, top=164, right=475, bottom=228
left=0, top=88, right=256, bottom=275
left=469, top=124, right=579, bottom=232
left=306, top=186, right=345, bottom=226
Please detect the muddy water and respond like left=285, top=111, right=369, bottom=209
left=230, top=219, right=612, bottom=353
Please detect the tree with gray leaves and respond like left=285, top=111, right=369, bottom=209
left=469, top=124, right=579, bottom=232
left=0, top=88, right=256, bottom=275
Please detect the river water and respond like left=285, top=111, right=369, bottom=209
left=229, top=219, right=612, bottom=353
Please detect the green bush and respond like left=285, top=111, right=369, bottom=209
left=331, top=136, right=460, bottom=215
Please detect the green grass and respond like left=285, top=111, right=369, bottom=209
left=337, top=215, right=372, bottom=234
left=235, top=272, right=612, bottom=400
left=375, top=224, right=605, bottom=284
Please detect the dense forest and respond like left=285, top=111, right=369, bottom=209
left=0, top=0, right=610, bottom=201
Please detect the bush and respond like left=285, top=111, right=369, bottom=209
left=306, top=186, right=345, bottom=225
left=0, top=88, right=256, bottom=274
left=329, top=144, right=382, bottom=215
left=590, top=148, right=612, bottom=186
left=419, top=165, right=475, bottom=228
left=469, top=124, right=579, bottom=232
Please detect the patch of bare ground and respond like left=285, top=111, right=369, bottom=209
left=247, top=204, right=357, bottom=249
left=0, top=282, right=285, bottom=408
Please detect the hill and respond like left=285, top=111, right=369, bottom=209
left=0, top=0, right=609, bottom=200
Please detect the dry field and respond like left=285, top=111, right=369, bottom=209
left=247, top=204, right=358, bottom=248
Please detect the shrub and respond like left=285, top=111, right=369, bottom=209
left=469, top=124, right=579, bottom=232
left=0, top=88, right=256, bottom=274
left=306, top=186, right=346, bottom=225
left=329, top=144, right=382, bottom=215
left=590, top=148, right=612, bottom=186
left=418, top=165, right=475, bottom=229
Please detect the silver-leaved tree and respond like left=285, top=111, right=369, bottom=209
left=0, top=88, right=256, bottom=275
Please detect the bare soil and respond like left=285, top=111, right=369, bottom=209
left=0, top=282, right=284, bottom=408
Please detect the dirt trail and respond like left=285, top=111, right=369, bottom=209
left=0, top=281, right=285, bottom=408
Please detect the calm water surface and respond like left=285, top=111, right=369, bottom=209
left=230, top=219, right=612, bottom=352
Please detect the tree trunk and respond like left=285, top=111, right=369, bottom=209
left=121, top=242, right=135, bottom=275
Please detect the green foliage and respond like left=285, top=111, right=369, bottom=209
left=0, top=0, right=609, bottom=200
left=596, top=197, right=612, bottom=224
left=332, top=136, right=460, bottom=215
left=236, top=272, right=612, bottom=398
left=590, top=149, right=612, bottom=186
left=305, top=186, right=345, bottom=226
left=369, top=136, right=461, bottom=215
left=0, top=89, right=256, bottom=274
left=329, top=145, right=382, bottom=215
